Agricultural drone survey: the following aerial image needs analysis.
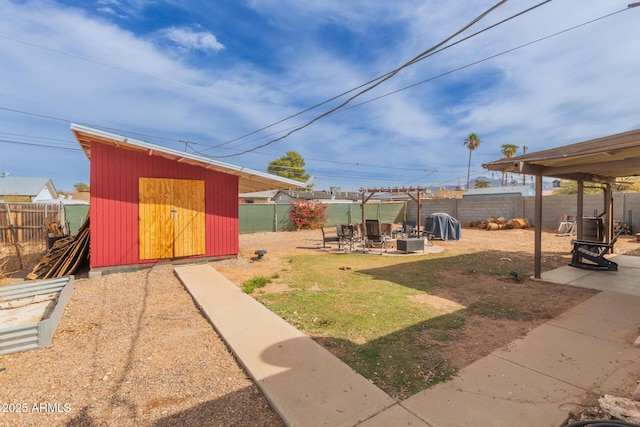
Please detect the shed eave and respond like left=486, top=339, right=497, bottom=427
left=70, top=123, right=304, bottom=192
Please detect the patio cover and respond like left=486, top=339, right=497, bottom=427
left=483, top=127, right=640, bottom=278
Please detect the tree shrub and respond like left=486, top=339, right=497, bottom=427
left=288, top=202, right=327, bottom=230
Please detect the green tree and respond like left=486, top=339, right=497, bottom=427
left=474, top=179, right=490, bottom=188
left=553, top=180, right=603, bottom=195
left=267, top=151, right=311, bottom=187
left=500, top=144, right=519, bottom=186
left=553, top=177, right=640, bottom=195
left=463, top=133, right=481, bottom=190
left=74, top=182, right=90, bottom=192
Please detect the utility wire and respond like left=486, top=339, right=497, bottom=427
left=0, top=138, right=82, bottom=152
left=211, top=0, right=510, bottom=158
left=338, top=6, right=630, bottom=113
left=204, top=2, right=627, bottom=157
left=0, top=3, right=633, bottom=175
left=204, top=0, right=554, bottom=154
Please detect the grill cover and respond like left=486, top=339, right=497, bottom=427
left=425, top=213, right=461, bottom=241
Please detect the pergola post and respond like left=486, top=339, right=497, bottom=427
left=361, top=191, right=365, bottom=229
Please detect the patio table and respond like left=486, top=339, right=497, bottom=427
left=397, top=238, right=424, bottom=253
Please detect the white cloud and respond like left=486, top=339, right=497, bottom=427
left=0, top=0, right=639, bottom=192
left=162, top=27, right=225, bottom=53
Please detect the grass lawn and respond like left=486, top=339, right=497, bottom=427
left=255, top=248, right=539, bottom=398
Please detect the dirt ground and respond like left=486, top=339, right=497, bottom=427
left=1, top=227, right=639, bottom=426
left=217, top=227, right=640, bottom=403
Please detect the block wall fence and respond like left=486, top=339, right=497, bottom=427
left=407, top=192, right=640, bottom=233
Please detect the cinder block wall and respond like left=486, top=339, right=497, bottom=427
left=409, top=192, right=640, bottom=233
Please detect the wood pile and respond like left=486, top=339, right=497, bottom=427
left=44, top=217, right=64, bottom=237
left=27, top=216, right=90, bottom=280
left=463, top=216, right=530, bottom=231
left=614, top=220, right=632, bottom=235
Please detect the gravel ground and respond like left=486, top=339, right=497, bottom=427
left=1, top=226, right=638, bottom=426
left=0, top=265, right=283, bottom=427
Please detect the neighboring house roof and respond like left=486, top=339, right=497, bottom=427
left=239, top=190, right=278, bottom=199
left=434, top=189, right=465, bottom=199
left=71, top=124, right=304, bottom=193
left=0, top=176, right=58, bottom=201
left=70, top=191, right=91, bottom=201
left=370, top=192, right=432, bottom=201
left=274, top=190, right=360, bottom=203
left=463, top=185, right=534, bottom=198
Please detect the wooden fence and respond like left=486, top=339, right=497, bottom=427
left=0, top=203, right=62, bottom=245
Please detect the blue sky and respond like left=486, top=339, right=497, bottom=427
left=1, top=0, right=639, bottom=193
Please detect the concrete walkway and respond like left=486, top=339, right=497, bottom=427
left=175, top=262, right=640, bottom=427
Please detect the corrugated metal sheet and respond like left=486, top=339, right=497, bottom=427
left=0, top=276, right=74, bottom=356
left=90, top=142, right=238, bottom=268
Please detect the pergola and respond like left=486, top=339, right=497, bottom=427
left=483, top=128, right=640, bottom=279
left=359, top=187, right=427, bottom=230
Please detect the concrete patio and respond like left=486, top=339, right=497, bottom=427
left=540, top=254, right=640, bottom=296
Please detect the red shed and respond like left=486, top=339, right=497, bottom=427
left=71, top=124, right=303, bottom=273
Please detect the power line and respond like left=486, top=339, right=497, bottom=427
left=338, top=6, right=631, bottom=114
left=211, top=0, right=511, bottom=158
left=202, top=3, right=630, bottom=160
left=0, top=3, right=634, bottom=180
left=204, top=0, right=556, bottom=155
left=0, top=138, right=82, bottom=152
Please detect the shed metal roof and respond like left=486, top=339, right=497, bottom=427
left=71, top=124, right=305, bottom=193
left=482, top=128, right=640, bottom=182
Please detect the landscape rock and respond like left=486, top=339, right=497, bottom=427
left=599, top=394, right=640, bottom=424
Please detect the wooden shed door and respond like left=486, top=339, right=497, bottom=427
left=139, top=178, right=205, bottom=260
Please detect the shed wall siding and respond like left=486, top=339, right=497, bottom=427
left=89, top=143, right=238, bottom=268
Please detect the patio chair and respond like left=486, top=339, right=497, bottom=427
left=337, top=224, right=359, bottom=251
left=321, top=226, right=341, bottom=249
left=397, top=220, right=416, bottom=238
left=569, top=229, right=623, bottom=271
left=364, top=219, right=393, bottom=252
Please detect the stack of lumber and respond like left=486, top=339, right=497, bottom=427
left=43, top=217, right=64, bottom=237
left=28, top=216, right=90, bottom=280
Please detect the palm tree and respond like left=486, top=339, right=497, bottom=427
left=474, top=179, right=490, bottom=188
left=500, top=144, right=519, bottom=186
left=463, top=133, right=481, bottom=190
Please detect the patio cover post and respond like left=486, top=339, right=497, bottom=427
left=604, top=183, right=613, bottom=244
left=577, top=180, right=584, bottom=239
left=534, top=174, right=542, bottom=279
